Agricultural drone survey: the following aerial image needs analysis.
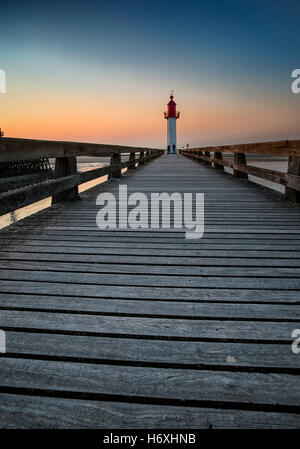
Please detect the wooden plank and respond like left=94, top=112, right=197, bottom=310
left=5, top=331, right=300, bottom=370
left=0, top=358, right=299, bottom=407
left=1, top=393, right=299, bottom=428
left=186, top=139, right=300, bottom=156
left=0, top=309, right=297, bottom=341
left=21, top=220, right=300, bottom=228
left=14, top=208, right=299, bottom=216
left=1, top=244, right=300, bottom=258
left=0, top=268, right=299, bottom=289
left=1, top=251, right=300, bottom=268
left=0, top=280, right=298, bottom=303
left=78, top=165, right=110, bottom=184
left=1, top=259, right=300, bottom=279
left=0, top=175, right=79, bottom=215
left=0, top=173, right=52, bottom=193
left=2, top=237, right=300, bottom=249
left=14, top=216, right=300, bottom=225
left=1, top=291, right=299, bottom=320
left=0, top=137, right=160, bottom=162
left=7, top=230, right=300, bottom=240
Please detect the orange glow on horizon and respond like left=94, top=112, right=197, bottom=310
left=1, top=82, right=300, bottom=147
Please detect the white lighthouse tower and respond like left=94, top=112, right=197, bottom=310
left=164, top=91, right=180, bottom=154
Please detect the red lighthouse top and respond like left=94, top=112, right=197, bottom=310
left=164, top=94, right=180, bottom=119
left=167, top=95, right=177, bottom=118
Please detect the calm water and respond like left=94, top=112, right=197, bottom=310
left=224, top=157, right=287, bottom=193
left=0, top=158, right=111, bottom=230
left=0, top=156, right=288, bottom=230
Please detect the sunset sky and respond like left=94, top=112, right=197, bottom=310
left=1, top=0, right=300, bottom=148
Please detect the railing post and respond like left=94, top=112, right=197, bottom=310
left=139, top=151, right=145, bottom=165
left=110, top=152, right=121, bottom=178
left=214, top=152, right=224, bottom=171
left=285, top=156, right=300, bottom=202
left=128, top=152, right=136, bottom=169
left=233, top=152, right=248, bottom=179
left=204, top=151, right=212, bottom=166
left=52, top=156, right=79, bottom=204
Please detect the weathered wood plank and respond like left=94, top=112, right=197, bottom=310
left=0, top=175, right=79, bottom=216
left=1, top=358, right=299, bottom=407
left=1, top=251, right=300, bottom=268
left=1, top=259, right=300, bottom=278
left=1, top=280, right=298, bottom=303
left=1, top=393, right=299, bottom=428
left=1, top=244, right=300, bottom=258
left=1, top=292, right=299, bottom=320
left=0, top=309, right=297, bottom=341
left=0, top=173, right=52, bottom=193
left=0, top=268, right=299, bottom=289
left=28, top=226, right=300, bottom=233
left=0, top=137, right=160, bottom=162
left=5, top=331, right=300, bottom=370
left=6, top=229, right=300, bottom=240
left=184, top=139, right=300, bottom=156
left=2, top=237, right=300, bottom=250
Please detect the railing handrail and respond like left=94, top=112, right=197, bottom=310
left=180, top=139, right=300, bottom=203
left=0, top=137, right=160, bottom=163
left=0, top=138, right=164, bottom=216
left=185, top=139, right=300, bottom=156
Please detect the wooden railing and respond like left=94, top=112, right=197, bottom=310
left=0, top=137, right=164, bottom=215
left=180, top=140, right=300, bottom=203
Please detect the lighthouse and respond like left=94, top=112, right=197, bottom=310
left=164, top=92, right=180, bottom=154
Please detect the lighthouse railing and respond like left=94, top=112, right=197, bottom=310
left=180, top=139, right=300, bottom=203
left=0, top=137, right=164, bottom=215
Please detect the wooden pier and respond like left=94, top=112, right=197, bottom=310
left=0, top=138, right=300, bottom=428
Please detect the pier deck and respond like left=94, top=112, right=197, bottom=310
left=0, top=153, right=300, bottom=428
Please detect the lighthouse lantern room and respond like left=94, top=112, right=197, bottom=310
left=164, top=92, right=180, bottom=154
